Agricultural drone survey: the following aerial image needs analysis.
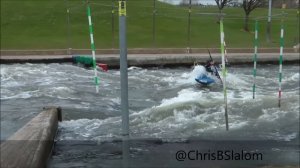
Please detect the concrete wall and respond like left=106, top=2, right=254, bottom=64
left=0, top=107, right=62, bottom=168
left=0, top=53, right=299, bottom=68
left=0, top=48, right=297, bottom=56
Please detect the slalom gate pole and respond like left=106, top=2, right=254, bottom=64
left=253, top=20, right=258, bottom=99
left=86, top=1, right=99, bottom=93
left=224, top=41, right=228, bottom=63
left=208, top=49, right=222, bottom=84
left=112, top=0, right=115, bottom=48
left=223, top=37, right=228, bottom=65
left=119, top=0, right=129, bottom=167
left=278, top=19, right=284, bottom=108
left=187, top=0, right=191, bottom=48
left=220, top=18, right=229, bottom=131
left=119, top=0, right=129, bottom=140
left=152, top=0, right=156, bottom=48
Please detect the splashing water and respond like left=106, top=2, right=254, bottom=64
left=1, top=63, right=299, bottom=167
left=1, top=63, right=298, bottom=142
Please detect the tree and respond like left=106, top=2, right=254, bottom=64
left=215, top=0, right=232, bottom=22
left=179, top=0, right=190, bottom=6
left=215, top=0, right=232, bottom=10
left=228, top=1, right=243, bottom=7
left=179, top=0, right=203, bottom=6
left=242, top=0, right=263, bottom=31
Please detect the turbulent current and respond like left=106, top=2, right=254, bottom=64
left=1, top=63, right=299, bottom=167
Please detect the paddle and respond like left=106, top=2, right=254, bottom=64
left=207, top=49, right=223, bottom=84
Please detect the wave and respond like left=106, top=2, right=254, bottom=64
left=1, top=86, right=78, bottom=100
left=1, top=64, right=299, bottom=142
left=58, top=87, right=299, bottom=142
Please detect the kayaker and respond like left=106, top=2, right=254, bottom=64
left=205, top=60, right=215, bottom=74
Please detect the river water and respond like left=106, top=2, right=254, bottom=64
left=1, top=63, right=299, bottom=167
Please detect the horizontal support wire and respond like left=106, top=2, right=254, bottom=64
left=68, top=3, right=86, bottom=10
left=90, top=2, right=113, bottom=7
left=91, top=10, right=112, bottom=15
left=255, top=12, right=288, bottom=20
left=194, top=12, right=226, bottom=16
left=155, top=13, right=192, bottom=19
left=67, top=3, right=291, bottom=22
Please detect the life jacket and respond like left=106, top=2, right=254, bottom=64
left=205, top=64, right=213, bottom=73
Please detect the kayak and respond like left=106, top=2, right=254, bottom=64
left=195, top=74, right=215, bottom=85
left=192, top=65, right=217, bottom=86
left=72, top=55, right=108, bottom=71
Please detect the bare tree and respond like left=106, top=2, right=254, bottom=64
left=242, top=0, right=262, bottom=31
left=179, top=0, right=201, bottom=6
left=215, top=0, right=232, bottom=10
left=215, top=0, right=232, bottom=22
left=179, top=0, right=190, bottom=6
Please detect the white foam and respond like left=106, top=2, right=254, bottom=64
left=259, top=108, right=287, bottom=121
left=226, top=73, right=250, bottom=87
left=159, top=88, right=203, bottom=107
left=0, top=90, right=40, bottom=100
left=58, top=117, right=121, bottom=141
left=110, top=97, right=121, bottom=104
left=291, top=73, right=299, bottom=81
left=265, top=132, right=298, bottom=141
left=283, top=72, right=299, bottom=83
left=282, top=132, right=298, bottom=141
left=2, top=64, right=298, bottom=142
left=43, top=86, right=79, bottom=100
left=128, top=66, right=143, bottom=71
left=177, top=65, right=207, bottom=85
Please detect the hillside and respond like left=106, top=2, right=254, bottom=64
left=0, top=0, right=298, bottom=49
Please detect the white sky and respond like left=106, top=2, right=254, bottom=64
left=159, top=0, right=216, bottom=5
left=159, top=0, right=243, bottom=5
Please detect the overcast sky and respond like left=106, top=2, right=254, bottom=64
left=159, top=0, right=243, bottom=5
left=159, top=0, right=216, bottom=5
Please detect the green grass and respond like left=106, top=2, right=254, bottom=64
left=1, top=0, right=299, bottom=49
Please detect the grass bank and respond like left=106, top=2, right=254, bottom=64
left=1, top=0, right=299, bottom=49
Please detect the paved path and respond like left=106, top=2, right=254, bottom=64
left=1, top=53, right=299, bottom=67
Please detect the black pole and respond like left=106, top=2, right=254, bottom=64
left=65, top=0, right=71, bottom=55
left=112, top=0, right=115, bottom=48
left=119, top=0, right=129, bottom=167
left=266, top=0, right=272, bottom=43
left=187, top=0, right=191, bottom=49
left=152, top=0, right=156, bottom=48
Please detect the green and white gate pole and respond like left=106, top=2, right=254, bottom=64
left=86, top=1, right=99, bottom=93
left=278, top=19, right=284, bottom=108
left=224, top=40, right=228, bottom=64
left=253, top=20, right=258, bottom=99
left=220, top=17, right=229, bottom=131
